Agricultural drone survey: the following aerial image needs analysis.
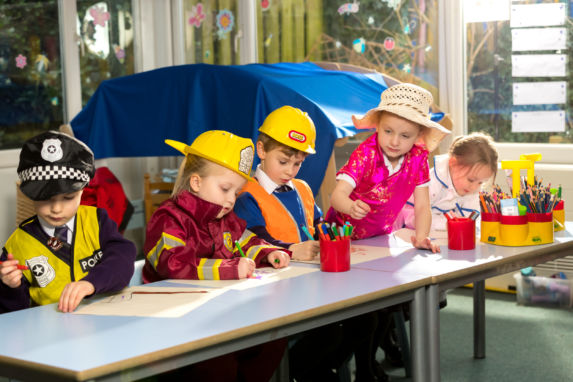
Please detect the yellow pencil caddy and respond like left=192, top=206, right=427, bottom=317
left=480, top=212, right=554, bottom=246
left=553, top=200, right=565, bottom=232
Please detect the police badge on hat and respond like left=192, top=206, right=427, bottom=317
left=17, top=131, right=95, bottom=201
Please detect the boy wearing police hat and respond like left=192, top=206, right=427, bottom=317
left=0, top=131, right=136, bottom=313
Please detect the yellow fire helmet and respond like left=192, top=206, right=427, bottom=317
left=165, top=131, right=255, bottom=180
left=258, top=105, right=316, bottom=154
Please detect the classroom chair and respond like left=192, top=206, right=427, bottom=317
left=129, top=259, right=145, bottom=286
left=143, top=173, right=174, bottom=223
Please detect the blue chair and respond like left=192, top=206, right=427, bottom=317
left=129, top=259, right=145, bottom=286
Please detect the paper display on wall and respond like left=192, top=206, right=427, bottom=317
left=513, top=82, right=567, bottom=105
left=464, top=0, right=510, bottom=23
left=512, top=28, right=566, bottom=51
left=512, top=55, right=566, bottom=77
left=512, top=111, right=565, bottom=133
left=510, top=3, right=566, bottom=28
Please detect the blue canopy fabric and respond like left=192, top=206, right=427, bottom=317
left=71, top=62, right=389, bottom=194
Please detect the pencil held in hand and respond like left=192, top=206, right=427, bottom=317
left=0, top=261, right=28, bottom=271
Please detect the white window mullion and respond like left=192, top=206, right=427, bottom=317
left=238, top=0, right=258, bottom=64
left=58, top=0, right=82, bottom=122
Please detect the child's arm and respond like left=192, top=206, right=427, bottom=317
left=411, top=187, right=441, bottom=253
left=81, top=209, right=137, bottom=294
left=238, top=231, right=290, bottom=269
left=330, top=179, right=371, bottom=219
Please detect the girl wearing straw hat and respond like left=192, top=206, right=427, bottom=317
left=326, top=83, right=450, bottom=252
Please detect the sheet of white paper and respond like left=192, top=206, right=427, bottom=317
left=512, top=28, right=566, bottom=51
left=512, top=55, right=566, bottom=77
left=464, top=0, right=510, bottom=23
left=511, top=3, right=566, bottom=28
left=74, top=286, right=225, bottom=318
left=168, top=266, right=319, bottom=291
left=512, top=111, right=565, bottom=133
left=513, top=82, right=567, bottom=105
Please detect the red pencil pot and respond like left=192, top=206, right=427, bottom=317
left=319, top=238, right=351, bottom=272
left=447, top=218, right=476, bottom=250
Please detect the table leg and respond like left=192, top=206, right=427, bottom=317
left=426, top=284, right=440, bottom=382
left=473, top=279, right=486, bottom=359
left=410, top=286, right=427, bottom=382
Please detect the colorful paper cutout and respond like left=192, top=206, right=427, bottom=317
left=15, top=54, right=27, bottom=69
left=368, top=16, right=374, bottom=25
left=264, top=34, right=273, bottom=47
left=90, top=6, right=110, bottom=27
left=338, top=2, right=359, bottom=15
left=114, top=45, right=125, bottom=63
left=261, top=0, right=271, bottom=11
left=35, top=54, right=49, bottom=72
left=216, top=9, right=234, bottom=39
left=188, top=3, right=205, bottom=28
left=384, top=37, right=395, bottom=51
left=353, top=37, right=365, bottom=53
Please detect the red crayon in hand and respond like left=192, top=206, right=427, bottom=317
left=0, top=261, right=28, bottom=271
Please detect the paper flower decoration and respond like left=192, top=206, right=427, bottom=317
left=338, top=2, right=360, bottom=15
left=188, top=3, right=205, bottom=28
left=90, top=6, right=110, bottom=27
left=15, top=54, right=27, bottom=69
left=216, top=9, right=234, bottom=34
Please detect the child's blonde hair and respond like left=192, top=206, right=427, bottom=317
left=172, top=154, right=211, bottom=197
left=449, top=132, right=498, bottom=177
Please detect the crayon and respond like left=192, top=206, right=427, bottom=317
left=234, top=240, right=246, bottom=257
left=301, top=225, right=314, bottom=241
left=0, top=261, right=28, bottom=271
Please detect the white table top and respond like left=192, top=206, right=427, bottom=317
left=0, top=263, right=429, bottom=381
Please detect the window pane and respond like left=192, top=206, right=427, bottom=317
left=256, top=0, right=440, bottom=98
left=0, top=0, right=63, bottom=149
left=77, top=0, right=135, bottom=106
left=466, top=0, right=572, bottom=144
left=182, top=0, right=240, bottom=64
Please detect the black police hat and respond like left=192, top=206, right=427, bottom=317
left=18, top=131, right=95, bottom=201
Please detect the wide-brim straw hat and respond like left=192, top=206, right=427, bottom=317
left=352, top=83, right=450, bottom=152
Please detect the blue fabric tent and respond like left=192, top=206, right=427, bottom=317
left=71, top=62, right=389, bottom=194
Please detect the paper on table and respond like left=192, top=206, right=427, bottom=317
left=512, top=55, right=566, bottom=77
left=510, top=3, right=566, bottom=28
left=512, top=111, right=565, bottom=133
left=169, top=266, right=319, bottom=291
left=73, top=286, right=225, bottom=318
left=513, top=82, right=566, bottom=105
left=512, top=28, right=566, bottom=52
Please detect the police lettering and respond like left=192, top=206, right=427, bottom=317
left=79, top=250, right=103, bottom=272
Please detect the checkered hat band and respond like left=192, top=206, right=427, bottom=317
left=19, top=166, right=91, bottom=182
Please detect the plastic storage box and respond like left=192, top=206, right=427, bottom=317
left=514, top=273, right=573, bottom=308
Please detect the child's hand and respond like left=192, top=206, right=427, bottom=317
left=411, top=235, right=441, bottom=253
left=267, top=251, right=290, bottom=268
left=349, top=199, right=371, bottom=220
left=58, top=280, right=95, bottom=313
left=238, top=257, right=256, bottom=279
left=0, top=254, right=24, bottom=288
left=289, top=241, right=320, bottom=261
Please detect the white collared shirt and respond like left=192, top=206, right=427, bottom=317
left=254, top=164, right=296, bottom=194
left=38, top=216, right=75, bottom=245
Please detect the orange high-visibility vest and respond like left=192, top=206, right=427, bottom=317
left=241, top=179, right=315, bottom=243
